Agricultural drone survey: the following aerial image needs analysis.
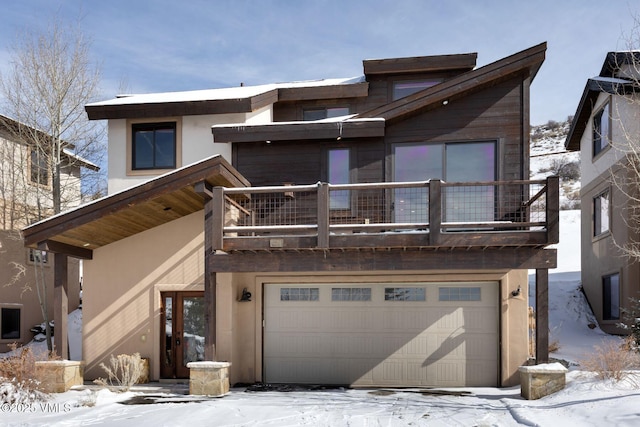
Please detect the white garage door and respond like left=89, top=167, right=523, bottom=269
left=264, top=282, right=498, bottom=387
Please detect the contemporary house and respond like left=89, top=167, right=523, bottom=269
left=0, top=115, right=96, bottom=353
left=23, top=42, right=558, bottom=388
left=565, top=51, right=640, bottom=334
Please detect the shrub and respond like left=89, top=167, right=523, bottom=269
left=580, top=337, right=640, bottom=381
left=0, top=345, right=48, bottom=404
left=618, top=297, right=640, bottom=351
left=94, top=353, right=143, bottom=391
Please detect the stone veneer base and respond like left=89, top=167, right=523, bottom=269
left=186, top=361, right=231, bottom=397
left=519, top=363, right=568, bottom=400
left=35, top=360, right=84, bottom=393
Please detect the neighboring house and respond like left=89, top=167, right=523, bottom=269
left=565, top=51, right=640, bottom=334
left=23, top=42, right=558, bottom=388
left=0, top=115, right=96, bottom=353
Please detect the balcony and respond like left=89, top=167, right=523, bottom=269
left=211, top=176, right=559, bottom=253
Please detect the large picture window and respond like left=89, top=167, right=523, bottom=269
left=603, top=273, right=620, bottom=320
left=593, top=101, right=610, bottom=157
left=593, top=190, right=610, bottom=237
left=393, top=141, right=496, bottom=223
left=132, top=122, right=177, bottom=170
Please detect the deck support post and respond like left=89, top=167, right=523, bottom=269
left=54, top=253, right=69, bottom=359
left=535, top=268, right=549, bottom=364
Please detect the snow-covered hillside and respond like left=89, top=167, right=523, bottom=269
left=530, top=119, right=580, bottom=210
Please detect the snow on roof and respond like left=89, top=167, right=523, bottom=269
left=87, top=76, right=365, bottom=107
left=211, top=116, right=384, bottom=129
left=591, top=76, right=633, bottom=84
left=63, top=147, right=100, bottom=170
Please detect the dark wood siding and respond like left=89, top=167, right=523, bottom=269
left=384, top=77, right=525, bottom=182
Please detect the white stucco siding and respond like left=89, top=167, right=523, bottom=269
left=107, top=105, right=274, bottom=194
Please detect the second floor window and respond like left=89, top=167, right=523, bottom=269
left=132, top=122, right=177, bottom=170
left=392, top=80, right=442, bottom=100
left=593, top=190, right=610, bottom=237
left=328, top=148, right=350, bottom=209
left=593, top=101, right=610, bottom=157
left=30, top=149, right=48, bottom=186
left=303, top=107, right=350, bottom=121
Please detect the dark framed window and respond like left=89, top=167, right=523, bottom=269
left=328, top=148, right=350, bottom=209
left=132, top=122, right=177, bottom=170
left=593, top=190, right=610, bottom=237
left=392, top=80, right=442, bottom=100
left=393, top=141, right=496, bottom=223
left=30, top=149, right=48, bottom=186
left=303, top=107, right=350, bottom=121
left=593, top=101, right=610, bottom=157
left=603, top=273, right=620, bottom=320
left=1, top=307, right=21, bottom=340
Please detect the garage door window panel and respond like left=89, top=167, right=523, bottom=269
left=439, top=287, right=482, bottom=301
left=280, top=287, right=319, bottom=301
left=332, top=287, right=372, bottom=301
left=384, top=287, right=426, bottom=301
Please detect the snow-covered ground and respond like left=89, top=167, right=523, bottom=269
left=2, top=209, right=639, bottom=426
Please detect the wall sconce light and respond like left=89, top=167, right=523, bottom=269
left=239, top=288, right=252, bottom=302
left=511, top=286, right=522, bottom=297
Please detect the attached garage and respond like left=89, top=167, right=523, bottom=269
left=263, top=282, right=499, bottom=387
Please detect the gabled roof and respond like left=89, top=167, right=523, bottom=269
left=565, top=51, right=640, bottom=151
left=85, top=78, right=368, bottom=120
left=0, top=114, right=100, bottom=171
left=211, top=43, right=546, bottom=143
left=22, top=155, right=249, bottom=259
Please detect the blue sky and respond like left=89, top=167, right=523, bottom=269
left=1, top=0, right=638, bottom=125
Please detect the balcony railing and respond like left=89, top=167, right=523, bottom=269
left=211, top=177, right=559, bottom=252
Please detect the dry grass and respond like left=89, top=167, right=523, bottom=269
left=94, top=353, right=143, bottom=391
left=580, top=337, right=640, bottom=381
left=0, top=344, right=51, bottom=404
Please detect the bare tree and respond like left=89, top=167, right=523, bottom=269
left=0, top=17, right=104, bottom=352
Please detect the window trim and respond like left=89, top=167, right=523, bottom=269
left=0, top=304, right=23, bottom=342
left=593, top=188, right=611, bottom=238
left=602, top=272, right=620, bottom=321
left=126, top=118, right=182, bottom=176
left=592, top=100, right=611, bottom=159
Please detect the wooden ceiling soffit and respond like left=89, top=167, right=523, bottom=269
left=86, top=89, right=279, bottom=120
left=364, top=53, right=478, bottom=75
left=359, top=43, right=547, bottom=123
left=209, top=247, right=557, bottom=273
left=212, top=119, right=385, bottom=143
left=22, top=155, right=249, bottom=255
left=277, top=82, right=369, bottom=101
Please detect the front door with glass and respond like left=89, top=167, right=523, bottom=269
left=160, top=291, right=205, bottom=378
